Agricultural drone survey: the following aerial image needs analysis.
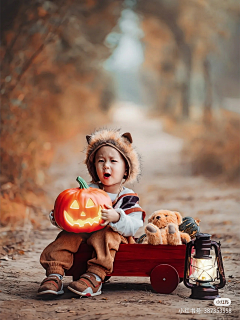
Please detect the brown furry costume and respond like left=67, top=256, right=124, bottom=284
left=38, top=129, right=144, bottom=297
left=85, top=129, right=141, bottom=184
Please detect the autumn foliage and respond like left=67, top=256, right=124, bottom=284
left=161, top=112, right=240, bottom=181
left=0, top=0, right=239, bottom=231
left=0, top=0, right=122, bottom=228
left=183, top=113, right=240, bottom=180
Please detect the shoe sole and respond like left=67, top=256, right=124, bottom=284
left=67, top=286, right=101, bottom=297
left=37, top=289, right=64, bottom=296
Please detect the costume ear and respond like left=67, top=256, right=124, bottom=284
left=121, top=132, right=133, bottom=143
left=86, top=135, right=92, bottom=144
left=174, top=211, right=182, bottom=225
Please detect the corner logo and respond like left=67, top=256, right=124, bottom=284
left=214, top=298, right=231, bottom=306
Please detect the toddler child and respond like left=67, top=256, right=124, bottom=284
left=37, top=129, right=145, bottom=297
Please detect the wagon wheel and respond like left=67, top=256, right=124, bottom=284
left=150, top=264, right=179, bottom=294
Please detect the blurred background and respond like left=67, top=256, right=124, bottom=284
left=1, top=0, right=240, bottom=234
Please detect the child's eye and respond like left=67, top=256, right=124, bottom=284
left=111, top=160, right=117, bottom=163
left=98, top=159, right=104, bottom=163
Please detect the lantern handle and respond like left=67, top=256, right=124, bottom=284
left=183, top=239, right=195, bottom=289
left=211, top=241, right=226, bottom=289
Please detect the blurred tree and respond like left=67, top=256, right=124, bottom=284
left=137, top=0, right=192, bottom=118
left=203, top=59, right=212, bottom=125
left=0, top=0, right=123, bottom=197
left=136, top=0, right=240, bottom=120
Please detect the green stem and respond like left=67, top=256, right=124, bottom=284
left=76, top=176, right=89, bottom=189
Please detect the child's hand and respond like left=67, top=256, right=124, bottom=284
left=100, top=205, right=120, bottom=226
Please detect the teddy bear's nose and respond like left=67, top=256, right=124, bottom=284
left=156, top=216, right=161, bottom=220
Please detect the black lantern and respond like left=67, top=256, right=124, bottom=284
left=184, top=233, right=226, bottom=300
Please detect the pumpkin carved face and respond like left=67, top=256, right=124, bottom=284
left=53, top=177, right=112, bottom=233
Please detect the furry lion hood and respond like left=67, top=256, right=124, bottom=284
left=84, top=128, right=141, bottom=184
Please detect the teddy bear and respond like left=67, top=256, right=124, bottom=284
left=142, top=210, right=191, bottom=245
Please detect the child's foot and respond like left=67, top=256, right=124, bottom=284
left=37, top=275, right=64, bottom=297
left=68, top=272, right=102, bottom=297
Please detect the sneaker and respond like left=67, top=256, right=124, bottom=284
left=68, top=273, right=102, bottom=297
left=37, top=275, right=64, bottom=297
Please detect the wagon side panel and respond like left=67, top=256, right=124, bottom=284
left=111, top=244, right=186, bottom=277
left=65, top=243, right=186, bottom=280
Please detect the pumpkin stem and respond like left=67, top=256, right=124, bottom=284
left=76, top=176, right=89, bottom=189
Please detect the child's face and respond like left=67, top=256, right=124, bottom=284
left=95, top=146, right=127, bottom=191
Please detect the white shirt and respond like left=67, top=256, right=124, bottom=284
left=90, top=184, right=144, bottom=237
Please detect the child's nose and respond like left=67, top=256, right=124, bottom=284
left=104, top=162, right=110, bottom=169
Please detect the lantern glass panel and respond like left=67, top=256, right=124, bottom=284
left=190, top=249, right=217, bottom=283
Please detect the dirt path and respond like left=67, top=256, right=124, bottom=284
left=1, top=103, right=239, bottom=319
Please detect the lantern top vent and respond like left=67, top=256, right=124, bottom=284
left=195, top=233, right=211, bottom=241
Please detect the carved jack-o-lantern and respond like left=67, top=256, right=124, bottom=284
left=53, top=176, right=112, bottom=233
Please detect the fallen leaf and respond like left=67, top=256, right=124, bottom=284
left=0, top=255, right=9, bottom=261
left=223, top=221, right=232, bottom=225
left=55, top=310, right=68, bottom=313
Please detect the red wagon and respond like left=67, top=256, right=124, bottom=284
left=65, top=243, right=186, bottom=294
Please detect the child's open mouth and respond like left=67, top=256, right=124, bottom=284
left=104, top=173, right=111, bottom=178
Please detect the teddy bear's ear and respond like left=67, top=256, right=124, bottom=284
left=148, top=212, right=155, bottom=223
left=148, top=216, right=153, bottom=223
left=174, top=211, right=182, bottom=225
